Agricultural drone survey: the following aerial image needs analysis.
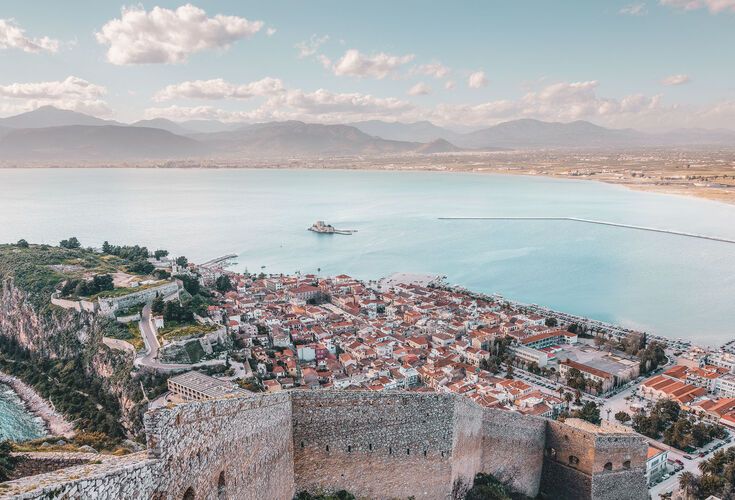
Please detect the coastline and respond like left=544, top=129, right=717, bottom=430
left=0, top=372, right=75, bottom=439
left=2, top=162, right=733, bottom=207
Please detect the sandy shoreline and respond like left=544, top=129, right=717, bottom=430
left=0, top=372, right=75, bottom=439
left=2, top=162, right=733, bottom=206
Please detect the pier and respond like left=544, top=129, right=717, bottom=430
left=438, top=216, right=735, bottom=245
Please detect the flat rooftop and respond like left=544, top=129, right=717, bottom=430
left=168, top=371, right=248, bottom=399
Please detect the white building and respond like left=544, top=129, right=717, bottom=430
left=508, top=345, right=549, bottom=368
left=645, top=445, right=668, bottom=486
left=716, top=374, right=735, bottom=398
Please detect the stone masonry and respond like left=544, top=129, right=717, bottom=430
left=0, top=391, right=648, bottom=500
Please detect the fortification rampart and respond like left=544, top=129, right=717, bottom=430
left=292, top=391, right=458, bottom=498
left=540, top=418, right=648, bottom=500
left=0, top=391, right=647, bottom=500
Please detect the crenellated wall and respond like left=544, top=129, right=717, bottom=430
left=0, top=391, right=648, bottom=500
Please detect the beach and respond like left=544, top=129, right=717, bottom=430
left=0, top=372, right=75, bottom=438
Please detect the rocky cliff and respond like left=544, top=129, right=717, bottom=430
left=0, top=277, right=142, bottom=436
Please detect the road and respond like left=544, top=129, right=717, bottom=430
left=134, top=302, right=224, bottom=373
left=648, top=433, right=733, bottom=498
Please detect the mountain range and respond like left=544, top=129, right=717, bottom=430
left=0, top=105, right=733, bottom=162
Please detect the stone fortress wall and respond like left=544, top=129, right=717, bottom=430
left=1, top=391, right=648, bottom=500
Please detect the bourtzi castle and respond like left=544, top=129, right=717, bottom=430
left=3, top=390, right=647, bottom=500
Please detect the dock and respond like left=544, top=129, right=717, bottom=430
left=438, top=216, right=735, bottom=245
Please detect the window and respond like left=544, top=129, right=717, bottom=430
left=182, top=487, right=195, bottom=500
left=569, top=455, right=580, bottom=466
left=623, top=460, right=631, bottom=469
left=604, top=462, right=613, bottom=471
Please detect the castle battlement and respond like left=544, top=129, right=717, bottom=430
left=1, top=391, right=648, bottom=500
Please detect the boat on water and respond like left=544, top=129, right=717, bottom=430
left=308, top=220, right=357, bottom=235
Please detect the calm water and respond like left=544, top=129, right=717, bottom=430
left=1, top=168, right=734, bottom=346
left=0, top=384, right=45, bottom=441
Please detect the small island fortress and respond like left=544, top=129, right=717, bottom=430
left=2, top=390, right=647, bottom=500
left=308, top=220, right=357, bottom=235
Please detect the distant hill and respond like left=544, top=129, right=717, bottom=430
left=178, top=120, right=242, bottom=134
left=0, top=105, right=733, bottom=161
left=413, top=138, right=464, bottom=154
left=453, top=119, right=646, bottom=149
left=194, top=120, right=431, bottom=156
left=348, top=120, right=462, bottom=143
left=0, top=105, right=120, bottom=129
left=131, top=118, right=194, bottom=136
left=0, top=125, right=205, bottom=160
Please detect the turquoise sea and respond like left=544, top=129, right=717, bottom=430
left=0, top=383, right=45, bottom=442
left=0, top=167, right=733, bottom=347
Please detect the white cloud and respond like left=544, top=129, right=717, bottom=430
left=144, top=77, right=735, bottom=131
left=0, top=76, right=105, bottom=100
left=412, top=62, right=450, bottom=79
left=0, top=18, right=59, bottom=53
left=145, top=87, right=415, bottom=124
left=295, top=34, right=329, bottom=58
left=619, top=3, right=648, bottom=15
left=95, top=4, right=263, bottom=65
left=330, top=49, right=414, bottom=79
left=154, top=77, right=285, bottom=101
left=468, top=71, right=489, bottom=89
left=660, top=0, right=735, bottom=12
left=0, top=76, right=111, bottom=118
left=444, top=80, right=456, bottom=90
left=407, top=82, right=432, bottom=96
left=661, top=74, right=691, bottom=86
left=266, top=27, right=276, bottom=37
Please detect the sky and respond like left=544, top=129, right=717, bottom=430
left=1, top=0, right=734, bottom=130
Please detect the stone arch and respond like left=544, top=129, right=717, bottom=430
left=603, top=462, right=613, bottom=471
left=623, top=460, right=631, bottom=469
left=217, top=471, right=226, bottom=500
left=182, top=487, right=195, bottom=500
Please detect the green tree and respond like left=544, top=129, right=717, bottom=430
left=465, top=473, right=512, bottom=500
left=153, top=249, right=169, bottom=260
left=614, top=411, right=631, bottom=424
left=0, top=440, right=21, bottom=481
left=544, top=317, right=558, bottom=327
left=573, top=401, right=601, bottom=425
left=678, top=471, right=699, bottom=499
left=59, top=236, right=81, bottom=249
left=176, top=256, right=188, bottom=267
left=16, top=239, right=29, bottom=248
left=215, top=275, right=234, bottom=293
left=151, top=295, right=165, bottom=315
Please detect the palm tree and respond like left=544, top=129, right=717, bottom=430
left=679, top=471, right=698, bottom=499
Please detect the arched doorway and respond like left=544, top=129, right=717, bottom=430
left=182, top=487, right=195, bottom=500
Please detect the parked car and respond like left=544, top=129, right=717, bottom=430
left=683, top=455, right=692, bottom=460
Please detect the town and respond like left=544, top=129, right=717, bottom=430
left=3, top=241, right=735, bottom=499
left=77, top=251, right=735, bottom=499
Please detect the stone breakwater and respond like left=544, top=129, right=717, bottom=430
left=0, top=372, right=74, bottom=439
left=0, top=390, right=648, bottom=500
